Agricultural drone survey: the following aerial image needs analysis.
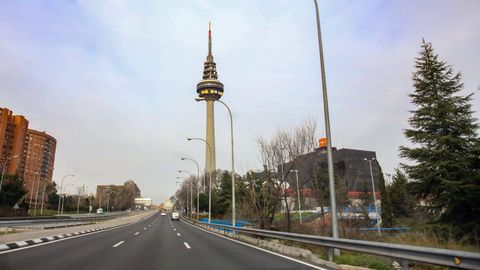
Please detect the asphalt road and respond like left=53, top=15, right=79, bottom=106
left=0, top=212, right=323, bottom=270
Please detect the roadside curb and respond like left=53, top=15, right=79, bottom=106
left=0, top=226, right=113, bottom=252
left=0, top=211, right=156, bottom=252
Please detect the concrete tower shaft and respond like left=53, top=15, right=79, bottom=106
left=196, top=23, right=224, bottom=174
left=205, top=100, right=216, bottom=173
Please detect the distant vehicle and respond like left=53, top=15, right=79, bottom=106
left=171, top=212, right=179, bottom=221
left=161, top=212, right=166, bottom=216
left=96, top=208, right=104, bottom=214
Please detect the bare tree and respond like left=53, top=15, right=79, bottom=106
left=256, top=118, right=318, bottom=231
left=240, top=169, right=280, bottom=229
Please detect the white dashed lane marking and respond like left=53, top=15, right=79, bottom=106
left=134, top=232, right=139, bottom=236
left=177, top=233, right=181, bottom=236
left=113, top=241, right=124, bottom=248
left=183, top=242, right=191, bottom=249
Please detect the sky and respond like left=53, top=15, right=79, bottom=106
left=1, top=0, right=479, bottom=204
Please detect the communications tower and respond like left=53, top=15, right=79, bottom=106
left=196, top=23, right=224, bottom=173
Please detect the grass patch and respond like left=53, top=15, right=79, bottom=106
left=27, top=208, right=91, bottom=217
left=334, top=253, right=392, bottom=270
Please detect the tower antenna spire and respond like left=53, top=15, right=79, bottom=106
left=207, top=21, right=213, bottom=61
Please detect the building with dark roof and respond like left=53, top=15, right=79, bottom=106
left=282, top=146, right=381, bottom=209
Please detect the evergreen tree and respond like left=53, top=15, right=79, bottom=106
left=213, top=171, right=231, bottom=217
left=399, top=40, right=479, bottom=229
left=377, top=162, right=394, bottom=227
left=388, top=169, right=415, bottom=218
left=0, top=174, right=27, bottom=207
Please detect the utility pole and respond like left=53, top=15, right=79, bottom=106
left=291, top=169, right=303, bottom=224
left=40, top=183, right=47, bottom=215
left=33, top=174, right=41, bottom=217
left=365, top=158, right=381, bottom=236
left=313, top=0, right=339, bottom=258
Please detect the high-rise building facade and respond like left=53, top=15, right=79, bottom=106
left=196, top=23, right=224, bottom=173
left=1, top=107, right=57, bottom=207
left=23, top=129, right=57, bottom=201
left=0, top=108, right=29, bottom=176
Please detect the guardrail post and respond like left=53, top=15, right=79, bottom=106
left=328, top=248, right=333, bottom=262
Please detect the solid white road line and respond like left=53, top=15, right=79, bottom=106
left=134, top=232, right=140, bottom=236
left=183, top=242, right=191, bottom=249
left=181, top=220, right=327, bottom=270
left=112, top=241, right=124, bottom=248
left=177, top=233, right=181, bottom=236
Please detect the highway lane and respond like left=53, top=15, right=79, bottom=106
left=0, top=212, right=323, bottom=270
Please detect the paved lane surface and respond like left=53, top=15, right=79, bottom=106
left=0, top=212, right=322, bottom=270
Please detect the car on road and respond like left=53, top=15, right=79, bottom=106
left=171, top=212, right=179, bottom=221
left=96, top=208, right=104, bottom=214
left=161, top=212, right=166, bottom=216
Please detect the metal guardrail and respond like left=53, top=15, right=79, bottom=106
left=183, top=217, right=480, bottom=270
left=0, top=211, right=130, bottom=228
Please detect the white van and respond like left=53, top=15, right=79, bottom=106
left=171, top=212, right=179, bottom=221
left=96, top=208, right=104, bottom=214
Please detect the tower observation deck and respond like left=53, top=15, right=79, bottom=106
left=196, top=22, right=224, bottom=101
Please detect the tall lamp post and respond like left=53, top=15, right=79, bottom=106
left=196, top=98, right=236, bottom=227
left=187, top=137, right=213, bottom=224
left=0, top=155, right=19, bottom=193
left=365, top=157, right=381, bottom=236
left=290, top=169, right=303, bottom=224
left=57, top=174, right=75, bottom=215
left=313, top=0, right=339, bottom=257
left=178, top=170, right=193, bottom=218
left=181, top=158, right=201, bottom=219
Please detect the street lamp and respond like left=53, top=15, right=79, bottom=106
left=178, top=170, right=193, bottom=218
left=187, top=137, right=213, bottom=224
left=290, top=169, right=303, bottom=224
left=181, top=158, right=201, bottom=220
left=365, top=157, right=381, bottom=236
left=0, top=155, right=19, bottom=193
left=196, top=98, right=237, bottom=227
left=57, top=174, right=75, bottom=215
left=313, top=0, right=339, bottom=257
